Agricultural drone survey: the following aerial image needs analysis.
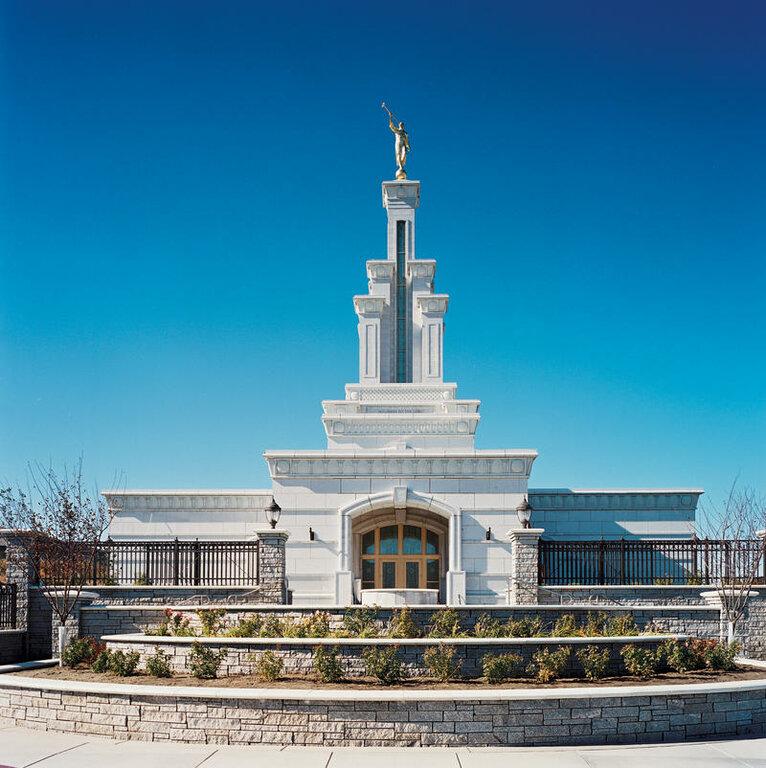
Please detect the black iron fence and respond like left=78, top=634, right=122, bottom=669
left=86, top=539, right=261, bottom=587
left=0, top=583, right=16, bottom=628
left=538, top=538, right=766, bottom=586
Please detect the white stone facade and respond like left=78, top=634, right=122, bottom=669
left=104, top=175, right=702, bottom=606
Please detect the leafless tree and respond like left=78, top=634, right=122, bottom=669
left=0, top=459, right=116, bottom=657
left=697, top=484, right=766, bottom=644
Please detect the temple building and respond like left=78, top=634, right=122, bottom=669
left=105, top=174, right=701, bottom=606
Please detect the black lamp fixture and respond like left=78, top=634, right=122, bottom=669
left=516, top=496, right=533, bottom=529
left=485, top=527, right=492, bottom=541
left=265, top=499, right=282, bottom=530
left=309, top=527, right=315, bottom=541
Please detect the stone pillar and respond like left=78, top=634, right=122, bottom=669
left=446, top=511, right=466, bottom=606
left=48, top=590, right=98, bottom=658
left=507, top=528, right=544, bottom=605
left=254, top=529, right=289, bottom=604
left=0, top=533, right=33, bottom=632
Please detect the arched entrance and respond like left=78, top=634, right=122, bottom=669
left=335, top=489, right=466, bottom=606
left=354, top=511, right=446, bottom=592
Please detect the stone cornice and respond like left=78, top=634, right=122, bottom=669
left=322, top=413, right=480, bottom=437
left=264, top=450, right=538, bottom=480
left=366, top=260, right=395, bottom=281
left=407, top=260, right=436, bottom=280
left=101, top=491, right=271, bottom=511
left=529, top=489, right=702, bottom=511
left=353, top=295, right=386, bottom=316
left=417, top=294, right=449, bottom=315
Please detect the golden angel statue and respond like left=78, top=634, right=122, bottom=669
left=382, top=102, right=411, bottom=179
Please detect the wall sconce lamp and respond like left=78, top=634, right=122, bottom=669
left=309, top=527, right=315, bottom=541
left=485, top=527, right=492, bottom=541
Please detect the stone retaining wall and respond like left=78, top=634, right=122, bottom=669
left=0, top=677, right=764, bottom=746
left=103, top=634, right=680, bottom=679
left=0, top=630, right=24, bottom=664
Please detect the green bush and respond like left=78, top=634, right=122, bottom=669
left=423, top=644, right=462, bottom=682
left=482, top=652, right=522, bottom=683
left=582, top=612, right=609, bottom=637
left=529, top=645, right=571, bottom=683
left=427, top=608, right=464, bottom=638
left=662, top=639, right=705, bottom=673
left=606, top=614, right=639, bottom=637
left=197, top=609, right=227, bottom=637
left=387, top=608, right=421, bottom=638
left=61, top=637, right=103, bottom=668
left=339, top=607, right=379, bottom=638
left=505, top=616, right=543, bottom=637
left=704, top=640, right=739, bottom=671
left=147, top=609, right=195, bottom=637
left=312, top=645, right=344, bottom=682
left=108, top=650, right=140, bottom=677
left=189, top=642, right=227, bottom=679
left=552, top=614, right=579, bottom=637
left=362, top=646, right=405, bottom=685
left=253, top=649, right=284, bottom=682
left=576, top=644, right=611, bottom=680
left=621, top=644, right=661, bottom=678
left=145, top=647, right=173, bottom=678
left=259, top=615, right=285, bottom=638
left=281, top=611, right=331, bottom=638
left=225, top=615, right=263, bottom=637
left=91, top=649, right=111, bottom=673
left=473, top=613, right=504, bottom=638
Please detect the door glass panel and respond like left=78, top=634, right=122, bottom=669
left=379, top=526, right=398, bottom=554
left=403, top=525, right=422, bottom=554
left=382, top=561, right=396, bottom=588
left=426, top=530, right=439, bottom=554
left=426, top=559, right=439, bottom=589
left=362, top=559, right=375, bottom=589
left=406, top=561, right=420, bottom=589
left=362, top=531, right=375, bottom=555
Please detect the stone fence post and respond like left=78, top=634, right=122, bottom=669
left=0, top=531, right=34, bottom=634
left=254, top=530, right=290, bottom=604
left=507, top=528, right=544, bottom=605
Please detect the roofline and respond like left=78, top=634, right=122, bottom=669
left=529, top=488, right=704, bottom=495
left=101, top=489, right=273, bottom=496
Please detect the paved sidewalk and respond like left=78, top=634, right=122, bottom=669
left=1, top=725, right=765, bottom=767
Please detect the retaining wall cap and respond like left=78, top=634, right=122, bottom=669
left=101, top=633, right=688, bottom=646
left=2, top=670, right=765, bottom=702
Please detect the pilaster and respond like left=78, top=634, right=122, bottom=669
left=507, top=528, right=544, bottom=605
left=254, top=529, right=290, bottom=604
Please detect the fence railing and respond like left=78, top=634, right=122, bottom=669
left=0, top=583, right=17, bottom=629
left=85, top=540, right=261, bottom=587
left=538, top=538, right=766, bottom=586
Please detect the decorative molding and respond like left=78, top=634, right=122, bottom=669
left=101, top=492, right=271, bottom=512
left=366, top=260, right=395, bottom=281
left=528, top=491, right=703, bottom=511
left=324, top=416, right=479, bottom=436
left=417, top=295, right=449, bottom=315
left=265, top=452, right=538, bottom=480
left=353, top=296, right=385, bottom=316
left=345, top=384, right=458, bottom=403
left=407, top=260, right=436, bottom=281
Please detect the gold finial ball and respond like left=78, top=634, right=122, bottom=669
left=395, top=169, right=407, bottom=180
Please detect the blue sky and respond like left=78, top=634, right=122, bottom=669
left=1, top=1, right=764, bottom=505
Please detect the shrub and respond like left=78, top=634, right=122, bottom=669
left=108, top=650, right=140, bottom=677
left=147, top=609, right=195, bottom=637
left=312, top=645, right=344, bottom=682
left=225, top=615, right=263, bottom=637
left=283, top=611, right=331, bottom=638
left=362, top=646, right=405, bottom=685
left=704, top=640, right=739, bottom=671
left=145, top=647, right=173, bottom=678
left=529, top=646, right=571, bottom=683
left=133, top=573, right=152, bottom=586
left=505, top=616, right=543, bottom=637
left=197, top=609, right=227, bottom=637
left=621, top=644, right=661, bottom=678
left=259, top=615, right=284, bottom=638
left=91, top=649, right=111, bottom=673
left=427, top=608, right=464, bottom=638
left=606, top=614, right=639, bottom=637
left=482, top=652, right=522, bottom=683
left=339, top=607, right=379, bottom=638
left=61, top=637, right=103, bottom=668
left=552, top=614, right=579, bottom=637
left=576, top=644, right=611, bottom=680
left=582, top=612, right=609, bottom=637
left=253, top=649, right=284, bottom=682
left=387, top=608, right=421, bottom=638
left=423, top=644, right=462, bottom=682
left=473, top=613, right=504, bottom=638
left=189, top=642, right=227, bottom=679
left=662, top=639, right=705, bottom=673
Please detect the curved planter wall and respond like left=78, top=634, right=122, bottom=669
left=0, top=675, right=764, bottom=747
left=103, top=633, right=685, bottom=679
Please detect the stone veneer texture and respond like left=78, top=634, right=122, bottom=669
left=0, top=681, right=764, bottom=747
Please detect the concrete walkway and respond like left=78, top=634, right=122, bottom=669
left=1, top=726, right=765, bottom=768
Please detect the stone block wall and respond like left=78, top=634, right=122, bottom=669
left=1, top=680, right=764, bottom=746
